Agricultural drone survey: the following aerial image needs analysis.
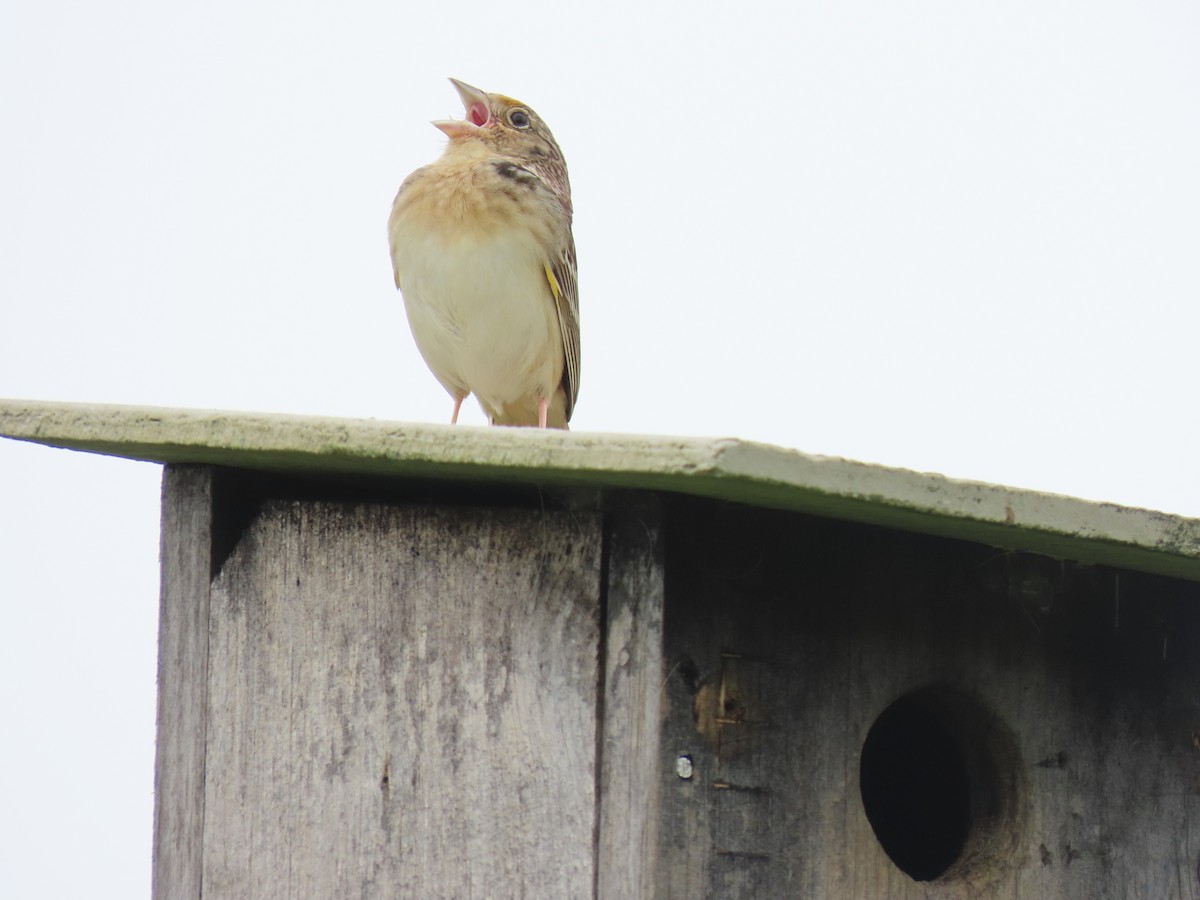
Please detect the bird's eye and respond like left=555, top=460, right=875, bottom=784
left=508, top=109, right=531, bottom=129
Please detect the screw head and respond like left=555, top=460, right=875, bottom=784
left=675, top=754, right=694, bottom=780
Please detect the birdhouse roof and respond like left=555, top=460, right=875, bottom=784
left=3, top=399, right=1198, bottom=582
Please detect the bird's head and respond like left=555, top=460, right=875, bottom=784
left=434, top=78, right=566, bottom=170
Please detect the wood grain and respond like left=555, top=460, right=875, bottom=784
left=199, top=498, right=602, bottom=898
left=596, top=493, right=666, bottom=899
left=153, top=465, right=214, bottom=900
left=657, top=498, right=1200, bottom=899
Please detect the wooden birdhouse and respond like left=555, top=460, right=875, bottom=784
left=4, top=399, right=1199, bottom=899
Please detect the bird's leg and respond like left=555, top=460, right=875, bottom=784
left=537, top=396, right=548, bottom=429
left=451, top=395, right=464, bottom=425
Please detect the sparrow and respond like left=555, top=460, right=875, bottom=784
left=388, top=78, right=579, bottom=429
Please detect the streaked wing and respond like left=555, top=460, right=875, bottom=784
left=547, top=236, right=580, bottom=420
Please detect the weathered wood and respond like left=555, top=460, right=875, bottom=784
left=596, top=493, right=666, bottom=899
left=6, top=399, right=1199, bottom=584
left=657, top=498, right=1200, bottom=899
left=198, top=498, right=602, bottom=898
left=147, top=462, right=1200, bottom=899
left=153, top=465, right=214, bottom=900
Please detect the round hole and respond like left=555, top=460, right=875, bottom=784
left=859, top=686, right=1022, bottom=883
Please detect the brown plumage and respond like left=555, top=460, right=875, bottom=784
left=388, top=79, right=579, bottom=428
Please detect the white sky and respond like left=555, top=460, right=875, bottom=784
left=2, top=0, right=1198, bottom=895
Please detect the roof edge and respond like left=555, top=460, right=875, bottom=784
left=3, top=398, right=1198, bottom=583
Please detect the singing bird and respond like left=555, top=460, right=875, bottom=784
left=388, top=79, right=579, bottom=429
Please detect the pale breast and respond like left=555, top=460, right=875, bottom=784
left=388, top=157, right=564, bottom=413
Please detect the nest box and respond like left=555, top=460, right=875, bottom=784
left=4, top=400, right=1199, bottom=899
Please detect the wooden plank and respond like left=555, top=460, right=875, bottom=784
left=153, top=465, right=214, bottom=900
left=200, top=499, right=603, bottom=898
left=657, top=498, right=1200, bottom=898
left=5, top=398, right=1199, bottom=584
left=596, top=493, right=666, bottom=899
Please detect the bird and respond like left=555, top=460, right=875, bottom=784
left=388, top=78, right=579, bottom=429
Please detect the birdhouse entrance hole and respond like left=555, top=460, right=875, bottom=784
left=859, top=686, right=1021, bottom=883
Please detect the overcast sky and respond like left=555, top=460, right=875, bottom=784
left=2, top=0, right=1199, bottom=895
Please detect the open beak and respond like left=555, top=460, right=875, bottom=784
left=432, top=78, right=491, bottom=139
